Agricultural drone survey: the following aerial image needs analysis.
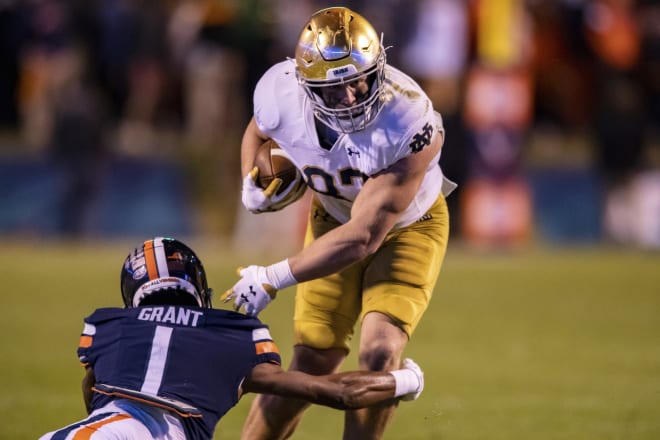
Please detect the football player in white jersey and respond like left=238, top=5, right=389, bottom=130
left=224, top=7, right=455, bottom=440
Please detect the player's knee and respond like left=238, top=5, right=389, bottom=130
left=358, top=342, right=401, bottom=371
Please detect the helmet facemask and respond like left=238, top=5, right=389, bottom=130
left=296, top=52, right=386, bottom=133
left=295, top=7, right=388, bottom=134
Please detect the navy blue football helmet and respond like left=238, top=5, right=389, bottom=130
left=120, top=237, right=212, bottom=308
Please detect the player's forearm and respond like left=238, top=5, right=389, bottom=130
left=246, top=367, right=421, bottom=409
left=326, top=371, right=397, bottom=409
left=288, top=170, right=416, bottom=281
left=274, top=371, right=395, bottom=410
left=288, top=224, right=377, bottom=282
left=326, top=361, right=425, bottom=407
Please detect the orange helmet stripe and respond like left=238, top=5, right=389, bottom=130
left=144, top=239, right=159, bottom=280
left=144, top=237, right=170, bottom=281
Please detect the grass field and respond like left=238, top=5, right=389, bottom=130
left=1, top=240, right=659, bottom=439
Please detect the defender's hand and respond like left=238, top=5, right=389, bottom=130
left=241, top=167, right=306, bottom=213
left=222, top=266, right=277, bottom=316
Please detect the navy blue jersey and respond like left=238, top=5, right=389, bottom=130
left=77, top=306, right=281, bottom=439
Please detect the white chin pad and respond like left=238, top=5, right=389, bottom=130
left=133, top=277, right=201, bottom=307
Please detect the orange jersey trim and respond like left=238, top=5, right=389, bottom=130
left=72, top=413, right=131, bottom=439
left=255, top=341, right=279, bottom=355
left=79, top=335, right=93, bottom=348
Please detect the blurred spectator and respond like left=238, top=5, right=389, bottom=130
left=341, top=0, right=416, bottom=68
left=116, top=0, right=171, bottom=154
left=638, top=0, right=660, bottom=137
left=175, top=0, right=241, bottom=148
left=268, top=0, right=317, bottom=61
left=529, top=0, right=593, bottom=132
left=12, top=0, right=110, bottom=235
left=586, top=0, right=660, bottom=248
left=49, top=65, right=108, bottom=237
left=403, top=0, right=470, bottom=237
left=76, top=0, right=172, bottom=155
left=0, top=1, right=22, bottom=130
left=585, top=0, right=644, bottom=182
left=171, top=0, right=278, bottom=235
left=16, top=0, right=78, bottom=150
left=460, top=0, right=535, bottom=247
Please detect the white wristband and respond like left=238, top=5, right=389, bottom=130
left=264, top=259, right=297, bottom=290
left=390, top=369, right=420, bottom=398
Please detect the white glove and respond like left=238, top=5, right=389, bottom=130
left=391, top=358, right=424, bottom=401
left=401, top=358, right=424, bottom=401
left=241, top=167, right=306, bottom=213
left=222, top=265, right=277, bottom=316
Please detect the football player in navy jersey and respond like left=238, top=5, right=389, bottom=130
left=39, top=237, right=424, bottom=440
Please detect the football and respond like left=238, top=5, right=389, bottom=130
left=253, top=139, right=301, bottom=196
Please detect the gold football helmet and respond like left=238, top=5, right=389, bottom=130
left=295, top=7, right=386, bottom=133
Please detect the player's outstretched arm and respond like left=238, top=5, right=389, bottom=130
left=242, top=358, right=424, bottom=409
left=223, top=132, right=443, bottom=316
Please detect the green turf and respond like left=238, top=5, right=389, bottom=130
left=1, top=241, right=659, bottom=439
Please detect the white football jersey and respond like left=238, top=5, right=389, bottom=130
left=253, top=59, right=455, bottom=228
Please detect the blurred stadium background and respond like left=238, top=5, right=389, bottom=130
left=0, top=0, right=659, bottom=439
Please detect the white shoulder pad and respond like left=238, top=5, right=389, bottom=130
left=254, top=60, right=298, bottom=132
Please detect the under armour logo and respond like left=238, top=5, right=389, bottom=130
left=313, top=209, right=330, bottom=222
left=347, top=148, right=360, bottom=157
left=241, top=286, right=258, bottom=302
left=409, top=122, right=433, bottom=153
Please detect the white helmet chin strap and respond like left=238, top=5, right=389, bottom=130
left=132, top=277, right=202, bottom=307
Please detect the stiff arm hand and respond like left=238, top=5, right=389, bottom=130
left=222, top=261, right=297, bottom=316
